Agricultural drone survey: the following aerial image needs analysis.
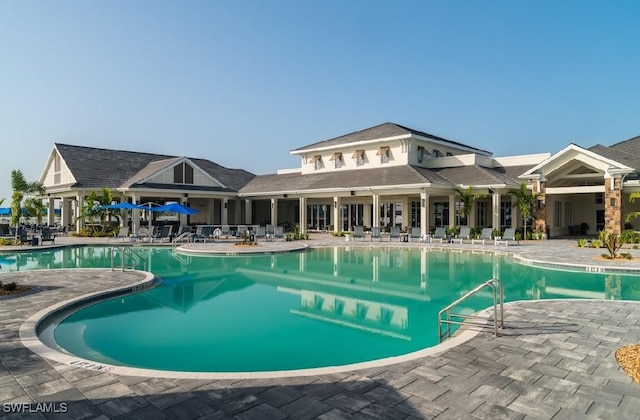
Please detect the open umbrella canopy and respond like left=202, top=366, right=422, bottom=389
left=98, top=202, right=143, bottom=210
left=153, top=203, right=199, bottom=215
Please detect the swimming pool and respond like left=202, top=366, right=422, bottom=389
left=5, top=246, right=640, bottom=373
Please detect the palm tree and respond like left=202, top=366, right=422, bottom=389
left=76, top=188, right=118, bottom=235
left=24, top=197, right=47, bottom=224
left=453, top=186, right=486, bottom=227
left=10, top=170, right=45, bottom=242
left=508, top=182, right=542, bottom=240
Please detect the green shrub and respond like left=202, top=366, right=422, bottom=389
left=621, top=229, right=637, bottom=244
left=621, top=252, right=634, bottom=260
left=492, top=229, right=501, bottom=238
left=591, top=239, right=602, bottom=248
left=4, top=282, right=17, bottom=291
left=577, top=238, right=587, bottom=247
left=515, top=232, right=522, bottom=240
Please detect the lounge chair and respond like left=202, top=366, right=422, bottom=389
left=255, top=226, right=266, bottom=240
left=353, top=225, right=364, bottom=241
left=495, top=228, right=519, bottom=246
left=221, top=225, right=230, bottom=237
left=430, top=227, right=447, bottom=243
left=471, top=228, right=493, bottom=245
left=110, top=226, right=129, bottom=242
left=194, top=225, right=213, bottom=242
left=389, top=226, right=401, bottom=241
left=237, top=225, right=248, bottom=238
left=152, top=225, right=173, bottom=242
left=450, top=226, right=471, bottom=244
left=370, top=226, right=381, bottom=241
left=18, top=229, right=33, bottom=245
left=409, top=227, right=422, bottom=242
left=173, top=225, right=193, bottom=243
left=274, top=226, right=284, bottom=240
left=40, top=227, right=56, bottom=245
left=132, top=226, right=150, bottom=242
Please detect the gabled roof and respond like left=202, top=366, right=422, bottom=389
left=588, top=144, right=640, bottom=172
left=609, top=134, right=640, bottom=156
left=53, top=143, right=255, bottom=192
left=291, top=122, right=491, bottom=155
left=239, top=165, right=453, bottom=195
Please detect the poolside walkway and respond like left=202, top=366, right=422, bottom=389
left=1, top=236, right=640, bottom=419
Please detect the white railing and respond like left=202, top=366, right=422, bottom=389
left=110, top=247, right=147, bottom=271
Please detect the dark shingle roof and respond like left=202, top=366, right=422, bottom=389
left=609, top=135, right=640, bottom=156
left=435, top=164, right=527, bottom=187
left=589, top=144, right=640, bottom=170
left=55, top=143, right=255, bottom=192
left=239, top=165, right=453, bottom=195
left=292, top=122, right=491, bottom=155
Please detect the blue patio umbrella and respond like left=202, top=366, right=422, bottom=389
left=153, top=203, right=199, bottom=215
left=99, top=202, right=144, bottom=210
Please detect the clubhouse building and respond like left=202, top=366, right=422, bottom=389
left=38, top=122, right=640, bottom=237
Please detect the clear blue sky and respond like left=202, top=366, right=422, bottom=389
left=1, top=1, right=639, bottom=202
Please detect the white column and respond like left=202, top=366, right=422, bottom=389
left=420, top=191, right=429, bottom=238
left=492, top=191, right=501, bottom=232
left=221, top=198, right=229, bottom=225
left=372, top=193, right=379, bottom=228
left=75, top=193, right=84, bottom=233
left=363, top=201, right=371, bottom=228
left=299, top=197, right=307, bottom=234
left=245, top=199, right=252, bottom=224
left=271, top=198, right=278, bottom=226
left=47, top=197, right=55, bottom=226
left=333, top=196, right=340, bottom=233
left=449, top=194, right=456, bottom=227
left=131, top=195, right=140, bottom=234
left=180, top=196, right=188, bottom=226
left=402, top=197, right=409, bottom=228
left=61, top=197, right=72, bottom=229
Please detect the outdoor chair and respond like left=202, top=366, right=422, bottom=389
left=255, top=226, right=266, bottom=240
left=274, top=226, right=284, bottom=240
left=410, top=227, right=422, bottom=242
left=370, top=226, right=381, bottom=241
left=495, top=228, right=519, bottom=246
left=237, top=225, right=248, bottom=238
left=18, top=229, right=32, bottom=245
left=40, top=227, right=56, bottom=245
left=451, top=226, right=471, bottom=244
left=353, top=225, right=364, bottom=241
left=389, top=226, right=401, bottom=241
left=132, top=226, right=150, bottom=242
left=194, top=225, right=213, bottom=242
left=152, top=225, right=173, bottom=242
left=472, top=228, right=493, bottom=245
left=110, top=226, right=130, bottom=242
left=430, top=227, right=447, bottom=243
left=221, top=225, right=230, bottom=237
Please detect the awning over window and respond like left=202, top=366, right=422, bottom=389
left=352, top=149, right=364, bottom=158
left=309, top=155, right=322, bottom=164
left=376, top=146, right=390, bottom=156
left=329, top=152, right=342, bottom=161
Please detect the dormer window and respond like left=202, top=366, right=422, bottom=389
left=353, top=149, right=365, bottom=166
left=417, top=146, right=431, bottom=163
left=377, top=146, right=390, bottom=164
left=433, top=149, right=444, bottom=158
left=330, top=152, right=344, bottom=168
left=310, top=155, right=322, bottom=170
left=446, top=152, right=453, bottom=156
left=174, top=162, right=194, bottom=184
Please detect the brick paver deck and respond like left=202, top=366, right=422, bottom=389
left=1, top=237, right=640, bottom=419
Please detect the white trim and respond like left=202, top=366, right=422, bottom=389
left=545, top=185, right=605, bottom=194
left=134, top=157, right=227, bottom=189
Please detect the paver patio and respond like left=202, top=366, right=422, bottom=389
left=1, top=236, right=640, bottom=419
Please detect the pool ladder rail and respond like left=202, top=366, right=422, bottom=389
left=438, top=278, right=504, bottom=342
left=110, top=247, right=148, bottom=272
left=171, top=231, right=193, bottom=250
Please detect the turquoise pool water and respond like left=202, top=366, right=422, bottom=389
left=3, top=246, right=640, bottom=372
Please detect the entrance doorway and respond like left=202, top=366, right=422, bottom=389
left=596, top=209, right=605, bottom=232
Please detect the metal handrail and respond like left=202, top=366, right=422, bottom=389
left=110, top=247, right=148, bottom=272
left=172, top=231, right=193, bottom=249
left=438, top=278, right=504, bottom=342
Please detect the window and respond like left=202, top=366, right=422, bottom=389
left=410, top=201, right=421, bottom=227
left=446, top=152, right=453, bottom=156
left=476, top=201, right=487, bottom=227
left=433, top=149, right=444, bottom=158
left=565, top=202, right=573, bottom=226
left=417, top=146, right=431, bottom=163
left=330, top=152, right=344, bottom=168
left=309, top=155, right=322, bottom=170
left=455, top=201, right=466, bottom=226
left=595, top=192, right=603, bottom=204
left=434, top=202, right=449, bottom=226
left=173, top=162, right=194, bottom=184
left=377, top=146, right=390, bottom=164
left=554, top=201, right=562, bottom=227
left=500, top=201, right=511, bottom=229
left=352, top=149, right=365, bottom=166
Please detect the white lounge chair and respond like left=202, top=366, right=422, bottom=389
left=389, top=226, right=401, bottom=241
left=472, top=228, right=493, bottom=245
left=495, top=228, right=519, bottom=246
left=370, top=226, right=381, bottom=241
left=451, top=226, right=471, bottom=244
left=430, top=227, right=447, bottom=243
left=353, top=225, right=364, bottom=241
left=410, top=227, right=422, bottom=242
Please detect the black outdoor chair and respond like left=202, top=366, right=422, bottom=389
left=41, top=228, right=55, bottom=245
